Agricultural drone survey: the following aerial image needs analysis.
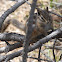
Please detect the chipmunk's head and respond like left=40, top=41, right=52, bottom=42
left=33, top=9, right=53, bottom=35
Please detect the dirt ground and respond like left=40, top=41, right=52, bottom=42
left=0, top=0, right=62, bottom=62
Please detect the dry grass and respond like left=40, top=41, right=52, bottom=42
left=0, top=0, right=62, bottom=62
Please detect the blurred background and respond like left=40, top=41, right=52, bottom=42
left=0, top=0, right=62, bottom=62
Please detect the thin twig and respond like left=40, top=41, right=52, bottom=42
left=38, top=47, right=41, bottom=62
left=48, top=11, right=62, bottom=18
left=45, top=45, right=62, bottom=50
left=28, top=56, right=52, bottom=62
left=40, top=50, right=53, bottom=61
left=52, top=38, right=57, bottom=62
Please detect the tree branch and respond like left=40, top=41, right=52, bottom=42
left=0, top=0, right=26, bottom=31
left=0, top=42, right=22, bottom=53
left=28, top=27, right=62, bottom=52
left=0, top=27, right=62, bottom=62
left=0, top=32, right=24, bottom=42
left=22, top=0, right=37, bottom=62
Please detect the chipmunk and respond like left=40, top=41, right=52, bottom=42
left=0, top=8, right=53, bottom=43
left=29, top=8, right=53, bottom=42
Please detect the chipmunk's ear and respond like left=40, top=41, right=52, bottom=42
left=45, top=7, right=49, bottom=12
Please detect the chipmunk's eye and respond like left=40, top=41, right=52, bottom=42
left=40, top=16, right=45, bottom=22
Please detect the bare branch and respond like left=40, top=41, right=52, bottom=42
left=0, top=27, right=62, bottom=62
left=0, top=32, right=24, bottom=42
left=0, top=28, right=61, bottom=43
left=52, top=39, right=57, bottom=62
left=0, top=50, right=23, bottom=62
left=28, top=56, right=52, bottom=62
left=28, top=27, right=62, bottom=52
left=40, top=50, right=53, bottom=61
left=0, top=0, right=26, bottom=31
left=49, top=11, right=62, bottom=18
left=23, top=0, right=37, bottom=62
left=0, top=42, right=22, bottom=53
left=45, top=45, right=62, bottom=50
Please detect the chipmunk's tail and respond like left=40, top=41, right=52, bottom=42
left=1, top=19, right=26, bottom=33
